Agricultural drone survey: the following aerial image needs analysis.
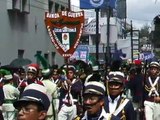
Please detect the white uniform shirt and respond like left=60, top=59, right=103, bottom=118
left=82, top=108, right=111, bottom=120
left=108, top=95, right=120, bottom=114
left=3, top=84, right=19, bottom=100
left=2, top=83, right=20, bottom=112
left=42, top=79, right=58, bottom=116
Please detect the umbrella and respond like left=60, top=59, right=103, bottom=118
left=10, top=58, right=32, bottom=67
left=0, top=64, right=21, bottom=73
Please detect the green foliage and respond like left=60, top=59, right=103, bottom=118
left=154, top=50, right=160, bottom=59
left=152, top=15, right=160, bottom=48
left=0, top=69, right=11, bottom=75
left=139, top=24, right=150, bottom=38
left=34, top=53, right=50, bottom=69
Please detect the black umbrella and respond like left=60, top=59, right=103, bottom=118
left=10, top=58, right=32, bottom=67
left=0, top=64, right=20, bottom=73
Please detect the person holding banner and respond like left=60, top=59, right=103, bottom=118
left=104, top=71, right=135, bottom=120
left=58, top=67, right=83, bottom=120
left=143, top=61, right=160, bottom=120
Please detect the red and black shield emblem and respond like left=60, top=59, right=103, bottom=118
left=45, top=11, right=84, bottom=58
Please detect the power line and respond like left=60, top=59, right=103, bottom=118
left=127, top=17, right=153, bottom=22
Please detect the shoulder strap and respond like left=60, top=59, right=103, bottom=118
left=148, top=76, right=159, bottom=96
left=113, top=99, right=129, bottom=116
left=99, top=113, right=111, bottom=120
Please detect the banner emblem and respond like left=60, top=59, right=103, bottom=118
left=90, top=0, right=104, bottom=7
left=45, top=11, right=84, bottom=58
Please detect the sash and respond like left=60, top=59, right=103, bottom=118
left=63, top=78, right=78, bottom=105
left=148, top=76, right=159, bottom=97
left=54, top=79, right=59, bottom=84
left=113, top=99, right=129, bottom=116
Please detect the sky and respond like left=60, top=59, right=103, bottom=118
left=127, top=0, right=160, bottom=29
left=71, top=0, right=160, bottom=29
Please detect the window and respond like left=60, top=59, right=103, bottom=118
left=44, top=53, right=49, bottom=61
left=21, top=0, right=30, bottom=13
left=18, top=49, right=24, bottom=58
left=49, top=0, right=54, bottom=13
left=61, top=5, right=65, bottom=11
left=55, top=3, right=59, bottom=13
left=7, top=0, right=30, bottom=13
left=7, top=0, right=21, bottom=11
left=36, top=51, right=42, bottom=64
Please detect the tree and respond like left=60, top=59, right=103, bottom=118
left=152, top=15, right=160, bottom=48
left=139, top=24, right=150, bottom=39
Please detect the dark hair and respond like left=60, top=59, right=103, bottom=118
left=18, top=68, right=25, bottom=74
left=67, top=67, right=75, bottom=73
left=36, top=102, right=46, bottom=112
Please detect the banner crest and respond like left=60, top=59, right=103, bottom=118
left=45, top=11, right=84, bottom=58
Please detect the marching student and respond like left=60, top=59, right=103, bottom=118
left=13, top=83, right=51, bottom=120
left=104, top=71, right=135, bottom=120
left=18, top=64, right=43, bottom=94
left=0, top=79, right=4, bottom=120
left=58, top=67, right=83, bottom=120
left=2, top=70, right=20, bottom=120
left=143, top=61, right=160, bottom=120
left=82, top=81, right=120, bottom=120
left=41, top=68, right=58, bottom=120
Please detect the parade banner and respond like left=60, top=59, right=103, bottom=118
left=70, top=45, right=89, bottom=62
left=45, top=11, right=84, bottom=58
left=139, top=52, right=155, bottom=61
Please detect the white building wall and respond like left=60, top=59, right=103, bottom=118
left=0, top=0, right=68, bottom=66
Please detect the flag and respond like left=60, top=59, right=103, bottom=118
left=80, top=0, right=108, bottom=9
left=116, top=0, right=126, bottom=19
left=109, top=0, right=117, bottom=8
left=80, top=0, right=118, bottom=9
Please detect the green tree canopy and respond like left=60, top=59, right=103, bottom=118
left=139, top=24, right=150, bottom=38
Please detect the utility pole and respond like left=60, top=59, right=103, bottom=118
left=64, top=0, right=71, bottom=65
left=95, top=8, right=100, bottom=65
left=68, top=0, right=71, bottom=10
left=124, top=0, right=127, bottom=39
left=130, top=20, right=133, bottom=62
left=106, top=7, right=111, bottom=66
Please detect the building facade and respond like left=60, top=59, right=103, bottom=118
left=0, top=0, right=68, bottom=67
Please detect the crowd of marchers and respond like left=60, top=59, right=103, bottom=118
left=0, top=59, right=160, bottom=120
